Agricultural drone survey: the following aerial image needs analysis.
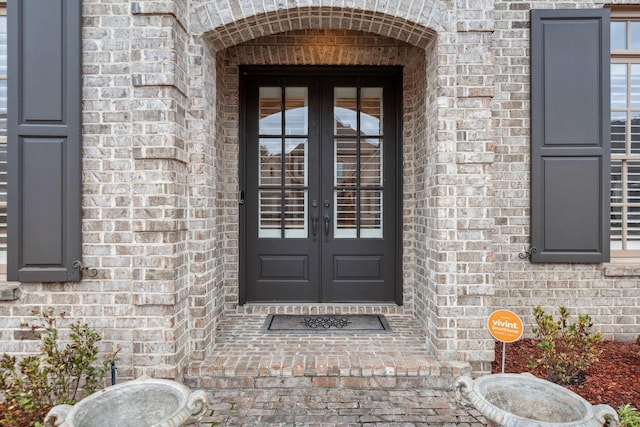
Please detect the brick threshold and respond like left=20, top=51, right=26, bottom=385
left=185, top=311, right=471, bottom=391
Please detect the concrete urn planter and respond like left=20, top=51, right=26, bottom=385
left=455, top=373, right=619, bottom=427
left=44, top=376, right=208, bottom=427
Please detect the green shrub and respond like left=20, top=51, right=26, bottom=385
left=0, top=308, right=110, bottom=427
left=529, top=306, right=602, bottom=385
left=618, top=404, right=640, bottom=427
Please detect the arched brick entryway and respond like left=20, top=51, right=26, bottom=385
left=187, top=0, right=496, bottom=373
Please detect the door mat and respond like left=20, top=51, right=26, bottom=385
left=263, top=314, right=391, bottom=333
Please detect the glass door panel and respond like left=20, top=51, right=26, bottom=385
left=334, top=87, right=358, bottom=135
left=257, top=87, right=309, bottom=239
left=360, top=191, right=382, bottom=238
left=335, top=139, right=357, bottom=186
left=284, top=189, right=307, bottom=238
left=361, top=138, right=382, bottom=186
left=259, top=138, right=282, bottom=186
left=285, top=87, right=308, bottom=135
left=360, top=87, right=383, bottom=136
left=259, top=87, right=282, bottom=135
left=335, top=189, right=357, bottom=238
left=258, top=190, right=282, bottom=238
left=285, top=138, right=307, bottom=186
left=333, top=87, right=384, bottom=239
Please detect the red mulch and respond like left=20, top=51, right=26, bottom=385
left=493, top=339, right=640, bottom=410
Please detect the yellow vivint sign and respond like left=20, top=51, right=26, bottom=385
left=488, top=309, right=523, bottom=343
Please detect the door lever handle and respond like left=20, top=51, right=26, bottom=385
left=311, top=216, right=318, bottom=238
left=323, top=213, right=331, bottom=237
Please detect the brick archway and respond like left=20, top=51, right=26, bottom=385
left=193, top=1, right=443, bottom=50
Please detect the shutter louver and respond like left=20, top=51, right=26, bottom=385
left=530, top=9, right=611, bottom=263
left=7, top=0, right=82, bottom=281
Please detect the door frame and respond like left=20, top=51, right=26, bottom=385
left=238, top=65, right=404, bottom=305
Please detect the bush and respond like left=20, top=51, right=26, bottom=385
left=0, top=308, right=110, bottom=427
left=618, top=404, right=640, bottom=427
left=529, top=306, right=602, bottom=385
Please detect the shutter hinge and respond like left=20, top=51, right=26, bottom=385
left=518, top=247, right=537, bottom=261
left=72, top=261, right=98, bottom=279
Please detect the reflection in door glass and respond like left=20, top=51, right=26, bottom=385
left=285, top=138, right=307, bottom=186
left=259, top=190, right=282, bottom=238
left=334, top=87, right=357, bottom=135
left=259, top=87, right=282, bottom=135
left=285, top=87, right=308, bottom=135
left=335, top=189, right=357, bottom=238
left=334, top=139, right=357, bottom=187
left=360, top=88, right=383, bottom=136
left=361, top=138, right=382, bottom=186
left=360, top=191, right=382, bottom=238
left=259, top=138, right=282, bottom=186
left=284, top=189, right=307, bottom=238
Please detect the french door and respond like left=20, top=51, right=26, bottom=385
left=241, top=67, right=401, bottom=303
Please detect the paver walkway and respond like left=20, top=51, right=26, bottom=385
left=199, top=387, right=487, bottom=426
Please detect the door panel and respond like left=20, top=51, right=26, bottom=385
left=245, top=77, right=320, bottom=302
left=242, top=68, right=400, bottom=303
left=320, top=76, right=397, bottom=302
left=259, top=255, right=308, bottom=279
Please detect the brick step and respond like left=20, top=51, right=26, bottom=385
left=184, top=310, right=471, bottom=390
left=185, top=355, right=471, bottom=390
left=185, top=314, right=471, bottom=391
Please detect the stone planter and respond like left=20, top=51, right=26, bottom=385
left=44, top=376, right=208, bottom=427
left=455, top=373, right=619, bottom=427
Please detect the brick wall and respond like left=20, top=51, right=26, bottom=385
left=1, top=0, right=638, bottom=381
left=492, top=0, right=640, bottom=344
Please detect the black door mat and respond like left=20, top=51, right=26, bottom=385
left=263, top=314, right=391, bottom=333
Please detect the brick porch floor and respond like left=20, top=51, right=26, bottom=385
left=185, top=308, right=471, bottom=390
left=185, top=307, right=487, bottom=425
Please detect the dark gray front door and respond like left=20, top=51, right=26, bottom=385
left=241, top=67, right=401, bottom=303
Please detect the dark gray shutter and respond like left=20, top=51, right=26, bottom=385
left=7, top=0, right=82, bottom=281
left=530, top=9, right=610, bottom=263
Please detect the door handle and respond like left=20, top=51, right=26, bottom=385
left=311, top=216, right=318, bottom=238
left=323, top=213, right=331, bottom=237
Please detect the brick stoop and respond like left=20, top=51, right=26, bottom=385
left=184, top=310, right=471, bottom=391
